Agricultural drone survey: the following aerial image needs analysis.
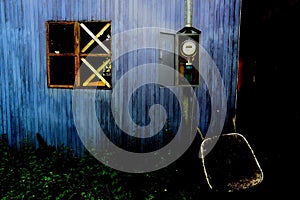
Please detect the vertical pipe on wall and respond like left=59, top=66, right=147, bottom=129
left=185, top=0, right=193, bottom=27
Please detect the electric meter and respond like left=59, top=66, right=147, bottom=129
left=181, top=39, right=197, bottom=57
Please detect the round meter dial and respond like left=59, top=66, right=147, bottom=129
left=181, top=40, right=197, bottom=56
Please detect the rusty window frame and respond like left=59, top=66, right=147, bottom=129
left=46, top=20, right=112, bottom=89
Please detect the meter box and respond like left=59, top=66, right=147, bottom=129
left=176, top=26, right=201, bottom=86
left=159, top=26, right=201, bottom=87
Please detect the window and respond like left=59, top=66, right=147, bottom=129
left=46, top=21, right=112, bottom=89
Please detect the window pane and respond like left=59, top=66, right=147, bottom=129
left=49, top=56, right=75, bottom=86
left=49, top=23, right=75, bottom=53
left=80, top=21, right=111, bottom=54
left=79, top=56, right=111, bottom=88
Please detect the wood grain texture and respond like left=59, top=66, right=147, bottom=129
left=0, top=0, right=241, bottom=154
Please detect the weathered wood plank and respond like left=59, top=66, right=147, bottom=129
left=0, top=0, right=241, bottom=154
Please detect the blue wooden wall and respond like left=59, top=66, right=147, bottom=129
left=0, top=0, right=241, bottom=154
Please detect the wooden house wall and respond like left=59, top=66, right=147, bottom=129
left=0, top=0, right=241, bottom=154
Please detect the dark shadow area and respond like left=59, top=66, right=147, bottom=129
left=236, top=0, right=300, bottom=193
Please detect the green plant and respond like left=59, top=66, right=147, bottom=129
left=0, top=136, right=133, bottom=199
left=0, top=133, right=210, bottom=199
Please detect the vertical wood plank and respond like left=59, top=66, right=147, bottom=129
left=0, top=0, right=241, bottom=154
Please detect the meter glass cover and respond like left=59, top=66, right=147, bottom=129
left=181, top=40, right=197, bottom=56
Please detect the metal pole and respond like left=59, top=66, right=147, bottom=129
left=185, top=0, right=193, bottom=27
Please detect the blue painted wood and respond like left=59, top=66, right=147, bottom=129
left=0, top=0, right=241, bottom=154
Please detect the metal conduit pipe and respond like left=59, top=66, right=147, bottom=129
left=185, top=0, right=193, bottom=27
